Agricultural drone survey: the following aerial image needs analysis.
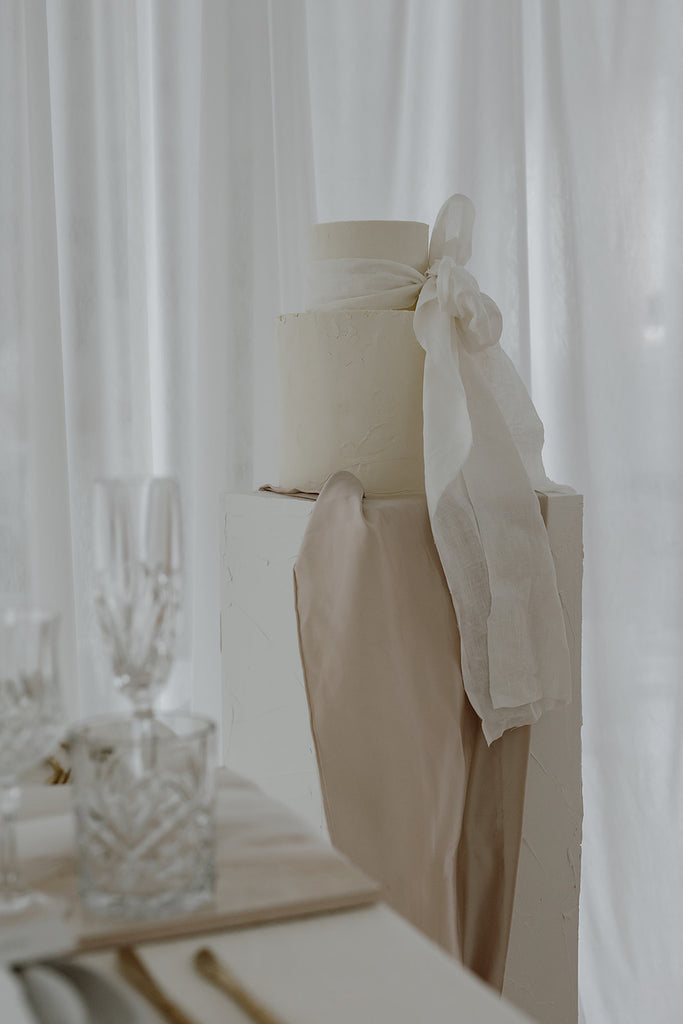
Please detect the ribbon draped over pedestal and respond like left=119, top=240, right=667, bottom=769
left=308, top=194, right=572, bottom=743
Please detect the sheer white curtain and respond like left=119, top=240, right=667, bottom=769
left=2, top=0, right=682, bottom=1020
left=0, top=0, right=313, bottom=719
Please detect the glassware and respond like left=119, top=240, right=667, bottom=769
left=68, top=712, right=216, bottom=917
left=0, top=609, right=63, bottom=915
left=92, top=477, right=182, bottom=715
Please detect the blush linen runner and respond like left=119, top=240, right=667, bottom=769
left=293, top=472, right=530, bottom=990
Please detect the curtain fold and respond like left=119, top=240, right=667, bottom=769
left=553, top=5, right=683, bottom=1021
left=0, top=0, right=77, bottom=708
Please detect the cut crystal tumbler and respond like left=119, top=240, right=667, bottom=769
left=68, top=712, right=216, bottom=917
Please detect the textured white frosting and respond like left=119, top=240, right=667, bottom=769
left=310, top=220, right=429, bottom=272
left=277, top=220, right=428, bottom=496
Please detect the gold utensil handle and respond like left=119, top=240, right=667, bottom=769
left=194, top=947, right=289, bottom=1024
left=117, top=946, right=200, bottom=1024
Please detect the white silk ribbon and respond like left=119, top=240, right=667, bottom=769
left=308, top=257, right=425, bottom=311
left=307, top=194, right=572, bottom=742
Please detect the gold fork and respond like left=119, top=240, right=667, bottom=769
left=117, top=946, right=200, bottom=1024
left=193, top=947, right=289, bottom=1024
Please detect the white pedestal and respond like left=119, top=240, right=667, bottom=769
left=220, top=489, right=583, bottom=1023
left=502, top=492, right=583, bottom=1024
left=220, top=493, right=322, bottom=835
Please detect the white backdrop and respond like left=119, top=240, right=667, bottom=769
left=2, top=1, right=682, bottom=1020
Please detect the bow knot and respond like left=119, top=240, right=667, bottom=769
left=427, top=255, right=503, bottom=353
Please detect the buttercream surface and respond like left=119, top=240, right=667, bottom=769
left=278, top=309, right=425, bottom=495
left=310, top=220, right=428, bottom=272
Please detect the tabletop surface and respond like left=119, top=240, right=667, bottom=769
left=18, top=773, right=532, bottom=1024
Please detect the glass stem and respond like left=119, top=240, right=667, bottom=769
left=132, top=708, right=157, bottom=772
left=0, top=785, right=23, bottom=903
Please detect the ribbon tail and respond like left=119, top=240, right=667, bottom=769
left=471, top=344, right=554, bottom=492
left=458, top=350, right=572, bottom=726
left=415, top=302, right=572, bottom=742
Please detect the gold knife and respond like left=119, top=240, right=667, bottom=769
left=117, top=946, right=200, bottom=1024
left=193, top=947, right=288, bottom=1024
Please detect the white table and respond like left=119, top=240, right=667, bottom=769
left=18, top=776, right=532, bottom=1024
left=76, top=904, right=534, bottom=1023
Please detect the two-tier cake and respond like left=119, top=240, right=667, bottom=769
left=277, top=220, right=429, bottom=495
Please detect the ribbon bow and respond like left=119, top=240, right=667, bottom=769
left=413, top=193, right=505, bottom=498
left=424, top=192, right=501, bottom=354
left=428, top=257, right=502, bottom=354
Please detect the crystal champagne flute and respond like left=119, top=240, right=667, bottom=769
left=92, top=477, right=183, bottom=717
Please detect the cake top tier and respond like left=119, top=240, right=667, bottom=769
left=310, top=220, right=429, bottom=274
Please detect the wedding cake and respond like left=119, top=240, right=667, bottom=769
left=277, top=220, right=429, bottom=495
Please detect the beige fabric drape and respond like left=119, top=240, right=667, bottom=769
left=294, top=472, right=530, bottom=989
